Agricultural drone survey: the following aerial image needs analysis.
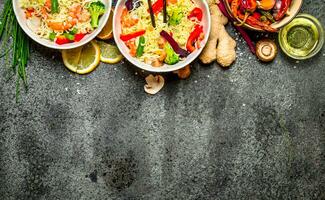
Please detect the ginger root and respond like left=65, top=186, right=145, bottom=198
left=199, top=1, right=236, bottom=67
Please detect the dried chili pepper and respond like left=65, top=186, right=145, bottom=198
left=273, top=0, right=291, bottom=21
left=238, top=0, right=257, bottom=25
left=238, top=12, right=277, bottom=32
left=251, top=12, right=261, bottom=20
left=231, top=0, right=240, bottom=18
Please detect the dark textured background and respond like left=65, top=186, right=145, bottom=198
left=0, top=1, right=324, bottom=199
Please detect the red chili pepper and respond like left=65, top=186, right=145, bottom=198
left=120, top=30, right=146, bottom=41
left=239, top=0, right=257, bottom=24
left=274, top=0, right=291, bottom=21
left=251, top=12, right=261, bottom=20
left=238, top=12, right=277, bottom=32
left=188, top=7, right=203, bottom=21
left=74, top=33, right=86, bottom=42
left=231, top=0, right=240, bottom=18
left=186, top=25, right=203, bottom=53
left=55, top=35, right=70, bottom=45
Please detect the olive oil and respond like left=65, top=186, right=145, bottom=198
left=279, top=14, right=324, bottom=59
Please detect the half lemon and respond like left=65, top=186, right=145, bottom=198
left=97, top=41, right=124, bottom=64
left=62, top=41, right=101, bottom=74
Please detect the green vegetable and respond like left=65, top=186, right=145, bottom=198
left=64, top=33, right=75, bottom=41
left=164, top=43, right=179, bottom=65
left=51, top=0, right=59, bottom=14
left=136, top=36, right=145, bottom=57
left=260, top=16, right=267, bottom=22
left=260, top=10, right=275, bottom=23
left=0, top=0, right=30, bottom=102
left=69, top=28, right=78, bottom=35
left=168, top=7, right=183, bottom=26
left=89, top=1, right=106, bottom=28
left=49, top=32, right=56, bottom=41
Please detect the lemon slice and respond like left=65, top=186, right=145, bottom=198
left=97, top=41, right=124, bottom=64
left=97, top=9, right=113, bottom=40
left=62, top=41, right=101, bottom=74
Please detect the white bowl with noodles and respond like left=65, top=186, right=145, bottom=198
left=12, top=0, right=111, bottom=50
left=113, top=0, right=211, bottom=72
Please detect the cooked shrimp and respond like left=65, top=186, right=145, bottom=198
left=126, top=41, right=137, bottom=57
left=121, top=9, right=139, bottom=28
left=69, top=3, right=91, bottom=22
left=47, top=17, right=77, bottom=31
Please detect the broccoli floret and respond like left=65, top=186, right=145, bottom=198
left=89, top=1, right=106, bottom=28
left=164, top=43, right=179, bottom=65
left=168, top=7, right=183, bottom=26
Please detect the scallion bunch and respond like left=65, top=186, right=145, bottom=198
left=0, top=0, right=30, bottom=102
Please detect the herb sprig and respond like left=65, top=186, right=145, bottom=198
left=0, top=0, right=30, bottom=102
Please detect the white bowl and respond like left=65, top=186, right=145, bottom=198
left=113, top=0, right=211, bottom=72
left=13, top=0, right=112, bottom=50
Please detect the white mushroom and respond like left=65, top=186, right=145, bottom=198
left=144, top=74, right=165, bottom=95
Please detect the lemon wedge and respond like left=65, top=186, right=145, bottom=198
left=97, top=41, right=124, bottom=64
left=62, top=41, right=101, bottom=74
left=97, top=9, right=113, bottom=40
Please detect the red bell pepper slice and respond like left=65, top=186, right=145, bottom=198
left=120, top=30, right=146, bottom=41
left=188, top=7, right=203, bottom=21
left=148, top=0, right=163, bottom=15
left=55, top=35, right=70, bottom=45
left=74, top=33, right=86, bottom=42
left=25, top=8, right=34, bottom=19
left=186, top=25, right=203, bottom=53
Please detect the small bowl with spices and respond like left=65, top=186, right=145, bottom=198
left=278, top=13, right=324, bottom=60
left=222, top=0, right=303, bottom=32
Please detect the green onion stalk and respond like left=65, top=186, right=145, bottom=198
left=0, top=0, right=30, bottom=102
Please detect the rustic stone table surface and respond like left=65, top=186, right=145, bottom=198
left=0, top=1, right=324, bottom=199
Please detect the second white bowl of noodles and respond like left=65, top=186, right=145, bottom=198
left=113, top=0, right=211, bottom=72
left=13, top=0, right=112, bottom=50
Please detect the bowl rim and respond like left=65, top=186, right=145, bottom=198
left=12, top=0, right=112, bottom=50
left=113, top=0, right=211, bottom=73
left=278, top=13, right=325, bottom=60
left=222, top=0, right=303, bottom=32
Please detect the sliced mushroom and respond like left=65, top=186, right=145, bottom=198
left=256, top=39, right=278, bottom=62
left=144, top=74, right=165, bottom=95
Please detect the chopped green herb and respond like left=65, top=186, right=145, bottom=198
left=51, top=0, right=59, bottom=14
left=69, top=28, right=78, bottom=35
left=64, top=33, right=75, bottom=41
left=49, top=32, right=56, bottom=41
left=136, top=36, right=145, bottom=57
